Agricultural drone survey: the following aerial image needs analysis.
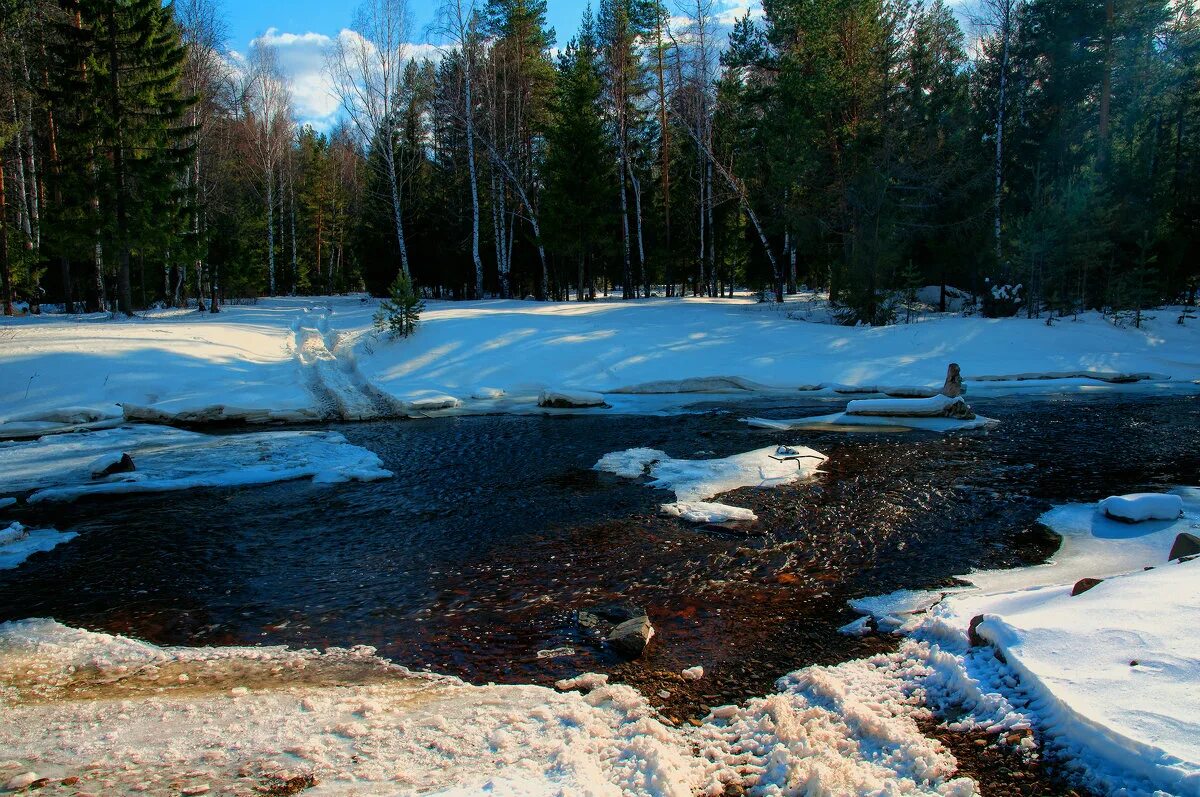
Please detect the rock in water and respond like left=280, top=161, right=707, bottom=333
left=941, top=362, right=965, bottom=398
left=91, top=452, right=135, bottom=479
left=1168, top=532, right=1200, bottom=562
left=606, top=615, right=654, bottom=658
left=940, top=396, right=976, bottom=420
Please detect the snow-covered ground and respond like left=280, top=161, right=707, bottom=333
left=3, top=294, right=1199, bottom=431
left=0, top=425, right=391, bottom=505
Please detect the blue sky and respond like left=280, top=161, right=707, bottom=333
left=224, top=0, right=970, bottom=130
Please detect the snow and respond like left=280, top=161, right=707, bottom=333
left=0, top=523, right=78, bottom=570
left=1098, top=492, right=1184, bottom=522
left=595, top=444, right=826, bottom=524
left=841, top=488, right=1200, bottom=796
left=0, top=425, right=391, bottom=504
left=743, top=412, right=997, bottom=433
left=0, top=619, right=703, bottom=797
left=3, top=296, right=1199, bottom=432
left=845, top=394, right=969, bottom=417
left=660, top=501, right=758, bottom=524
left=681, top=666, right=704, bottom=681
left=964, top=488, right=1199, bottom=594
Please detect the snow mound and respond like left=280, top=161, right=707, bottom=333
left=0, top=426, right=391, bottom=504
left=661, top=501, right=757, bottom=524
left=1098, top=493, right=1184, bottom=522
left=846, top=394, right=969, bottom=418
left=744, top=413, right=996, bottom=433
left=0, top=523, right=78, bottom=570
left=407, top=395, right=462, bottom=412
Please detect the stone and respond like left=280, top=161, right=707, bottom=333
left=538, top=389, right=607, bottom=409
left=1168, top=532, right=1200, bottom=562
left=941, top=396, right=977, bottom=420
left=91, top=452, right=135, bottom=479
left=606, top=615, right=654, bottom=658
left=1070, top=577, right=1104, bottom=596
left=968, top=614, right=987, bottom=646
left=940, top=362, right=965, bottom=398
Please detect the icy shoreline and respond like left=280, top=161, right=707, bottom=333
left=3, top=295, right=1198, bottom=436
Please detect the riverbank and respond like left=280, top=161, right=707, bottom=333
left=3, top=294, right=1199, bottom=435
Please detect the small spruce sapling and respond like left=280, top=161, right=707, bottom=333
left=374, top=272, right=424, bottom=338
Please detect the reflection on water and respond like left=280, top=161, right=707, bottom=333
left=1, top=394, right=1197, bottom=694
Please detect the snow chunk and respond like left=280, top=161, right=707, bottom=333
left=0, top=523, right=78, bottom=570
left=594, top=447, right=665, bottom=479
left=661, top=501, right=757, bottom=524
left=0, top=426, right=391, bottom=504
left=744, top=412, right=996, bottom=433
left=846, top=394, right=969, bottom=417
left=407, top=395, right=462, bottom=412
left=1098, top=493, right=1184, bottom=523
left=681, top=666, right=704, bottom=681
left=554, top=673, right=609, bottom=692
left=538, top=389, right=607, bottom=408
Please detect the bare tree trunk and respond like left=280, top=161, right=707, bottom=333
left=464, top=58, right=483, bottom=298
left=266, top=157, right=276, bottom=295
left=618, top=145, right=633, bottom=299
left=289, top=166, right=298, bottom=294
left=629, top=160, right=647, bottom=297
left=0, top=164, right=12, bottom=315
left=383, top=146, right=410, bottom=279
left=992, top=1, right=1013, bottom=265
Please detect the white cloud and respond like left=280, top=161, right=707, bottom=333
left=246, top=28, right=439, bottom=131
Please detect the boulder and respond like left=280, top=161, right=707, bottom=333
left=606, top=615, right=654, bottom=658
left=1071, top=577, right=1104, bottom=596
left=1168, top=532, right=1200, bottom=562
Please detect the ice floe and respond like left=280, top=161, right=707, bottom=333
left=594, top=444, right=826, bottom=524
left=0, top=523, right=77, bottom=570
left=0, top=425, right=391, bottom=504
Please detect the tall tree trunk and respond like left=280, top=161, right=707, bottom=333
left=1097, top=0, right=1114, bottom=167
left=618, top=144, right=632, bottom=299
left=464, top=60, right=483, bottom=298
left=266, top=156, right=276, bottom=295
left=993, top=5, right=1011, bottom=265
left=655, top=14, right=671, bottom=295
left=383, top=144, right=410, bottom=279
left=629, top=160, right=647, bottom=297
left=289, top=170, right=298, bottom=294
left=108, top=6, right=134, bottom=316
left=0, top=164, right=12, bottom=315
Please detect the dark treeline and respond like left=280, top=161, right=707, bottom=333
left=0, top=0, right=1197, bottom=322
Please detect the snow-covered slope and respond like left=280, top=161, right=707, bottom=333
left=3, top=295, right=1199, bottom=431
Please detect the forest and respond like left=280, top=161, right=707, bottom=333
left=0, top=0, right=1197, bottom=324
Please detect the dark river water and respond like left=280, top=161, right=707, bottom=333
left=2, top=394, right=1198, bottom=709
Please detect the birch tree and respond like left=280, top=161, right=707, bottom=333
left=328, top=0, right=413, bottom=279
left=243, top=43, right=292, bottom=296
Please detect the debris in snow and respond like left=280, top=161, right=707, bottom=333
left=0, top=426, right=391, bottom=504
left=554, top=673, right=609, bottom=692
left=1168, top=532, right=1200, bottom=562
left=89, top=451, right=134, bottom=479
left=535, top=647, right=575, bottom=660
left=606, top=616, right=654, bottom=659
left=681, top=666, right=704, bottom=681
left=538, top=389, right=607, bottom=409
left=1098, top=493, right=1184, bottom=522
left=1070, top=577, right=1104, bottom=596
left=0, top=523, right=78, bottom=570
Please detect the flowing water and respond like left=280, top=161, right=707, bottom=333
left=2, top=394, right=1198, bottom=715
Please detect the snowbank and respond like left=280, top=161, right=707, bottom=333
left=595, top=444, right=826, bottom=523
left=844, top=488, right=1200, bottom=795
left=4, top=296, right=1199, bottom=432
left=0, top=425, right=391, bottom=504
left=845, top=394, right=969, bottom=417
left=1098, top=493, right=1184, bottom=522
left=0, top=523, right=77, bottom=570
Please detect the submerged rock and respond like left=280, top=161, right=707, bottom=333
left=91, top=452, right=135, bottom=479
